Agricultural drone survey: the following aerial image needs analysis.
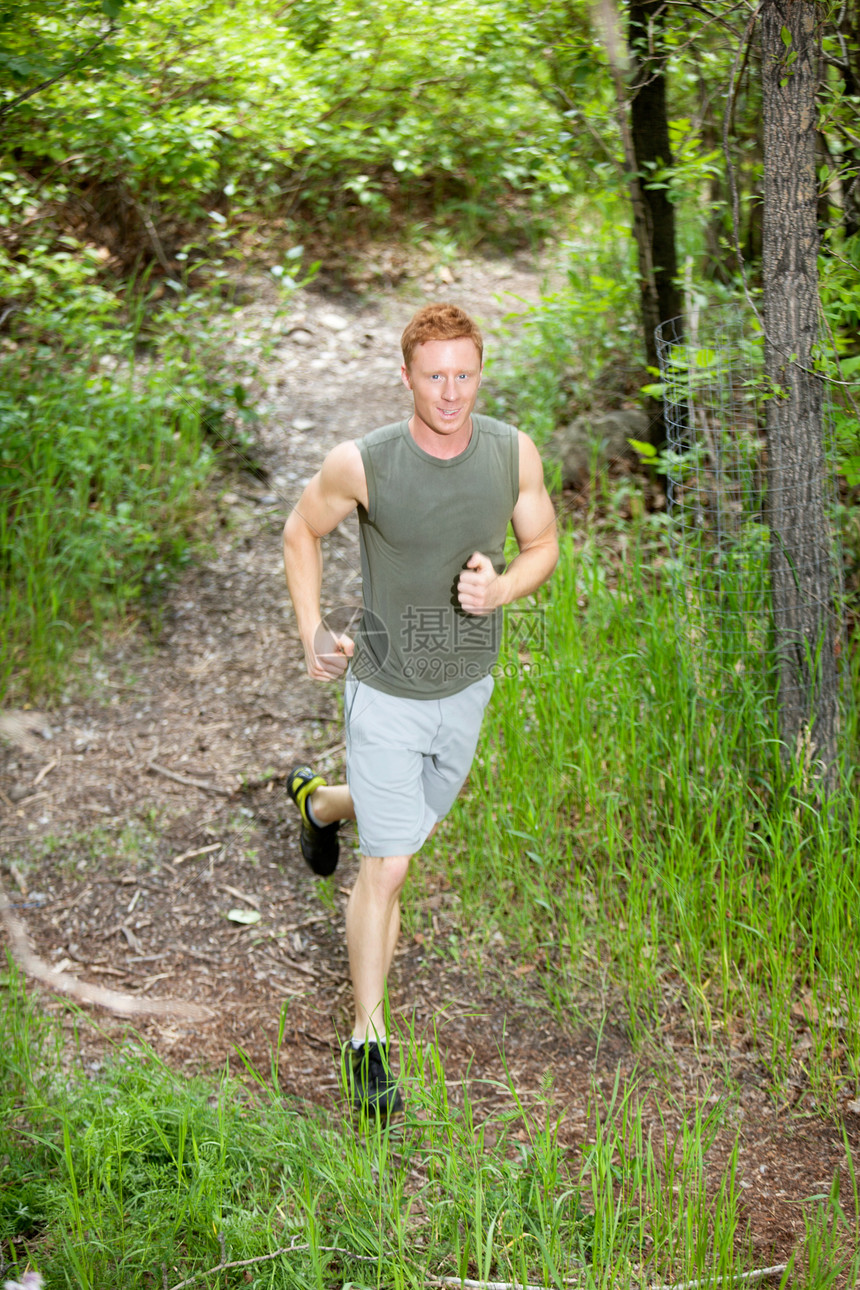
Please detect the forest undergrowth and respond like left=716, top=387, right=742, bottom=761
left=2, top=240, right=860, bottom=1288
left=3, top=461, right=860, bottom=1287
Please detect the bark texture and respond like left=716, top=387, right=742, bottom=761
left=761, top=0, right=840, bottom=780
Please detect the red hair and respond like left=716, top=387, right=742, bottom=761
left=400, top=303, right=483, bottom=370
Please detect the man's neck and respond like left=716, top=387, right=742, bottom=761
left=408, top=415, right=474, bottom=460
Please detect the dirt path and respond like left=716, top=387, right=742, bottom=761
left=1, top=251, right=856, bottom=1275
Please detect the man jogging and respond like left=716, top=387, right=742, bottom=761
left=283, top=303, right=557, bottom=1115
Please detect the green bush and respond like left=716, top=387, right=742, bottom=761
left=1, top=0, right=576, bottom=256
left=486, top=221, right=641, bottom=447
left=0, top=219, right=245, bottom=698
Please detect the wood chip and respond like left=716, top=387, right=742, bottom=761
left=10, top=790, right=52, bottom=809
left=32, top=758, right=58, bottom=787
left=9, top=862, right=28, bottom=896
left=171, top=842, right=223, bottom=865
left=221, top=883, right=260, bottom=909
left=121, top=924, right=144, bottom=953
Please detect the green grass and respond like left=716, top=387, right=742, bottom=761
left=6, top=964, right=854, bottom=1290
left=2, top=501, right=859, bottom=1285
left=0, top=343, right=214, bottom=700
left=3, top=230, right=859, bottom=1286
left=437, top=499, right=860, bottom=1109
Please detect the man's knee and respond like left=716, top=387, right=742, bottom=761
left=360, top=853, right=411, bottom=900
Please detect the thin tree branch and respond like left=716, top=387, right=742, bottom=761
left=146, top=759, right=234, bottom=796
left=166, top=1239, right=385, bottom=1290
left=426, top=1261, right=789, bottom=1290
left=161, top=1228, right=788, bottom=1290
left=0, top=23, right=116, bottom=120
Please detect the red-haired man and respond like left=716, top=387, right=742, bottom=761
left=283, top=303, right=558, bottom=1114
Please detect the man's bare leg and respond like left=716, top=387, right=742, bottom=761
left=308, top=783, right=354, bottom=825
left=346, top=853, right=410, bottom=1041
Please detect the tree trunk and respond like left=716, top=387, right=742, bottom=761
left=628, top=0, right=684, bottom=449
left=761, top=0, right=840, bottom=782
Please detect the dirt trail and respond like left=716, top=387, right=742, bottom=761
left=0, top=251, right=856, bottom=1272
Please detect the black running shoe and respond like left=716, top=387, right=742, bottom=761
left=287, top=764, right=340, bottom=876
left=345, top=1041, right=404, bottom=1116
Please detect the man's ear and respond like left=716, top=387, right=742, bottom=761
left=401, top=363, right=412, bottom=390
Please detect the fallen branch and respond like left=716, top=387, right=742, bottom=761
left=653, top=1266, right=788, bottom=1290
left=163, top=1238, right=788, bottom=1290
left=165, top=1239, right=381, bottom=1290
left=426, top=1263, right=789, bottom=1290
left=0, top=886, right=213, bottom=1021
left=146, top=760, right=233, bottom=796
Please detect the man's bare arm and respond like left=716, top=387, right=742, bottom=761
left=283, top=441, right=367, bottom=679
left=457, top=432, right=558, bottom=615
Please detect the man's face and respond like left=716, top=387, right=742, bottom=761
left=401, top=337, right=482, bottom=440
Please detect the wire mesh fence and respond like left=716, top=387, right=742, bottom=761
left=655, top=308, right=845, bottom=727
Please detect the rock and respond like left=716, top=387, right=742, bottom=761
left=0, top=710, right=53, bottom=752
left=291, top=417, right=314, bottom=431
left=548, top=409, right=649, bottom=486
left=319, top=311, right=349, bottom=332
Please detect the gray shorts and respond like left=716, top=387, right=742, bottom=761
left=344, top=672, right=494, bottom=858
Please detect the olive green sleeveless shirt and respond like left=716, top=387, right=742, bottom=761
left=352, top=414, right=519, bottom=698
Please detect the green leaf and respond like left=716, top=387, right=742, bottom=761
left=780, top=24, right=792, bottom=47
left=628, top=438, right=657, bottom=460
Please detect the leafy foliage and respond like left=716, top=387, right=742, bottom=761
left=0, top=223, right=272, bottom=697
left=1, top=0, right=577, bottom=259
left=486, top=223, right=641, bottom=447
left=0, top=0, right=129, bottom=109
